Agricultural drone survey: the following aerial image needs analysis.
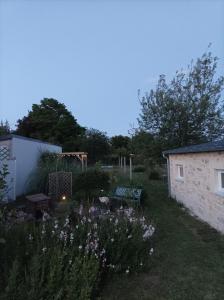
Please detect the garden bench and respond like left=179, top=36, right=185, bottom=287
left=112, top=186, right=142, bottom=206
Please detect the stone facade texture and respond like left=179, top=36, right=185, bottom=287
left=169, top=152, right=224, bottom=233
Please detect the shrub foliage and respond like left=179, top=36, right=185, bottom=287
left=0, top=206, right=155, bottom=299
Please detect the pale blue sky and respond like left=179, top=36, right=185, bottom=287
left=0, top=0, right=224, bottom=136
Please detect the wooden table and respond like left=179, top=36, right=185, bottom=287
left=26, top=193, right=51, bottom=212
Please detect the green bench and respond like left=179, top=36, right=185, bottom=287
left=112, top=186, right=143, bottom=206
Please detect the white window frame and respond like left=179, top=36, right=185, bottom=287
left=217, top=170, right=224, bottom=193
left=176, top=164, right=184, bottom=180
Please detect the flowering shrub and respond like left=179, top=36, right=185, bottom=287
left=0, top=206, right=155, bottom=299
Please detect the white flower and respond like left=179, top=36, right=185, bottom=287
left=100, top=248, right=106, bottom=256
left=124, top=208, right=133, bottom=217
left=28, top=234, right=33, bottom=241
left=76, top=225, right=79, bottom=229
left=140, top=262, right=143, bottom=266
left=149, top=248, right=154, bottom=255
left=127, top=234, right=132, bottom=239
left=99, top=196, right=110, bottom=204
left=126, top=269, right=130, bottom=274
left=41, top=224, right=46, bottom=235
left=79, top=245, right=83, bottom=250
left=70, top=233, right=74, bottom=243
left=114, top=218, right=119, bottom=226
left=69, top=259, right=72, bottom=265
left=59, top=230, right=65, bottom=240
left=64, top=217, right=69, bottom=227
left=111, top=238, right=114, bottom=243
left=54, top=220, right=58, bottom=229
left=142, top=225, right=155, bottom=240
left=89, top=206, right=96, bottom=214
left=42, top=247, right=47, bottom=253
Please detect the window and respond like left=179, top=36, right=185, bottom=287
left=217, top=170, right=224, bottom=192
left=177, top=164, right=184, bottom=179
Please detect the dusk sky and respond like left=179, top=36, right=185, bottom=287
left=0, top=0, right=224, bottom=136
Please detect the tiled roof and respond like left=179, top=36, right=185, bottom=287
left=163, top=140, right=224, bottom=155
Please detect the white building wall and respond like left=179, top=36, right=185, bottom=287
left=12, top=137, right=62, bottom=196
left=169, top=152, right=224, bottom=233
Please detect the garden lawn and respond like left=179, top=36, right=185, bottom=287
left=100, top=178, right=224, bottom=300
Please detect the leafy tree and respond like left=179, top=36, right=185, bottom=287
left=111, top=135, right=130, bottom=150
left=15, top=98, right=85, bottom=151
left=130, top=130, right=157, bottom=161
left=110, top=135, right=130, bottom=163
left=81, top=128, right=111, bottom=163
left=0, top=120, right=10, bottom=136
left=138, top=51, right=224, bottom=152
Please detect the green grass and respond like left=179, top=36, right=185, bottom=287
left=100, top=178, right=224, bottom=300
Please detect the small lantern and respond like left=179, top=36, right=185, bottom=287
left=62, top=195, right=66, bottom=201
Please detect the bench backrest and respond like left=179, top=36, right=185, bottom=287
left=114, top=186, right=142, bottom=200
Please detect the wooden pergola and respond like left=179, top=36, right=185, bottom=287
left=57, top=152, right=88, bottom=171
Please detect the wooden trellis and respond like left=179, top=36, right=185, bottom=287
left=48, top=171, right=72, bottom=201
left=0, top=146, right=10, bottom=161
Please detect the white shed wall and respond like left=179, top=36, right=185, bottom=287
left=12, top=137, right=62, bottom=196
left=169, top=152, right=224, bottom=233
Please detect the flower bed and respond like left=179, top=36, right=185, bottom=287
left=0, top=205, right=155, bottom=300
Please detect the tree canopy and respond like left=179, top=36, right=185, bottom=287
left=138, top=51, right=224, bottom=155
left=0, top=120, right=10, bottom=136
left=15, top=98, right=85, bottom=151
left=81, top=128, right=111, bottom=163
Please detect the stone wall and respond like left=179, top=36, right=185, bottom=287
left=169, top=152, right=224, bottom=233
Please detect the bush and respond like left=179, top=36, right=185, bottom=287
left=73, top=169, right=110, bottom=201
left=148, top=169, right=160, bottom=180
left=0, top=207, right=155, bottom=299
left=133, top=166, right=146, bottom=173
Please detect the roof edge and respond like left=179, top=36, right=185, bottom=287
left=0, top=134, right=62, bottom=147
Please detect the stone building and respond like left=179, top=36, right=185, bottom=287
left=163, top=141, right=224, bottom=233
